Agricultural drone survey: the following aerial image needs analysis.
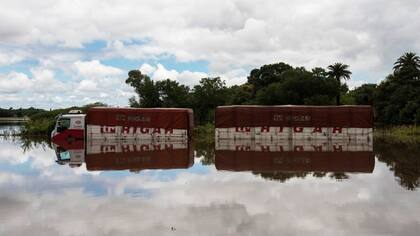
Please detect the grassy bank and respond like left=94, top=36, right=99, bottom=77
left=374, top=125, right=420, bottom=142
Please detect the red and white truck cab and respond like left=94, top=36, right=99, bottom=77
left=51, top=110, right=86, bottom=143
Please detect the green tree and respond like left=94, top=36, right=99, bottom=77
left=192, top=77, right=228, bottom=124
left=255, top=67, right=338, bottom=105
left=393, top=52, right=420, bottom=78
left=375, top=52, right=420, bottom=125
left=228, top=83, right=254, bottom=105
left=345, top=83, right=377, bottom=105
left=155, top=79, right=191, bottom=108
left=247, top=62, right=293, bottom=96
left=311, top=67, right=328, bottom=79
left=327, top=63, right=352, bottom=105
left=125, top=70, right=161, bottom=107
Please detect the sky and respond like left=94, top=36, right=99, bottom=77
left=0, top=0, right=420, bottom=109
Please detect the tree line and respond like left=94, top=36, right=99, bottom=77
left=0, top=107, right=45, bottom=118
left=126, top=52, right=420, bottom=126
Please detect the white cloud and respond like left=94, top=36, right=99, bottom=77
left=76, top=79, right=98, bottom=92
left=73, top=60, right=123, bottom=79
left=139, top=63, right=156, bottom=75
left=0, top=60, right=132, bottom=108
left=30, top=67, right=66, bottom=92
left=0, top=72, right=32, bottom=93
left=140, top=63, right=208, bottom=86
left=0, top=49, right=28, bottom=66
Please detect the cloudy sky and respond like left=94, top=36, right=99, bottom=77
left=1, top=0, right=419, bottom=109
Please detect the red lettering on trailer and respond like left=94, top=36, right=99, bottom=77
left=235, top=127, right=251, bottom=132
left=141, top=144, right=149, bottom=151
left=165, top=144, right=174, bottom=150
left=294, top=127, right=303, bottom=133
left=97, top=144, right=180, bottom=154
left=313, top=127, right=322, bottom=133
left=261, top=126, right=270, bottom=132
left=101, top=126, right=116, bottom=133
left=261, top=145, right=270, bottom=152
left=235, top=145, right=251, bottom=151
left=333, top=145, right=343, bottom=152
left=294, top=145, right=304, bottom=152
left=312, top=145, right=323, bottom=152
left=333, top=127, right=342, bottom=133
left=122, top=126, right=130, bottom=134
left=122, top=145, right=130, bottom=152
left=153, top=128, right=161, bottom=134
left=101, top=145, right=116, bottom=153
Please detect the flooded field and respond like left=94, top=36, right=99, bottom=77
left=0, top=125, right=420, bottom=235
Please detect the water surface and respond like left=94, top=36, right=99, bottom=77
left=0, top=127, right=419, bottom=235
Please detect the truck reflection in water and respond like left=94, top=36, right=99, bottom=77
left=215, top=139, right=374, bottom=182
left=53, top=139, right=194, bottom=172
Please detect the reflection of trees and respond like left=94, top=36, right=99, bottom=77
left=375, top=138, right=420, bottom=190
left=253, top=171, right=309, bottom=182
left=20, top=136, right=50, bottom=153
left=312, top=172, right=327, bottom=178
left=194, top=139, right=215, bottom=165
left=253, top=171, right=349, bottom=182
left=2, top=135, right=50, bottom=153
left=329, top=172, right=349, bottom=181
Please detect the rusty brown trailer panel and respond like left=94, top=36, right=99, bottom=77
left=215, top=105, right=373, bottom=128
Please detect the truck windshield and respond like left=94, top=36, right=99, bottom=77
left=57, top=118, right=71, bottom=132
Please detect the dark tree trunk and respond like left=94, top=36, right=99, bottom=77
left=336, top=77, right=340, bottom=105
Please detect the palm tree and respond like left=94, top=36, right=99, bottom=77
left=327, top=63, right=352, bottom=105
left=393, top=52, right=420, bottom=73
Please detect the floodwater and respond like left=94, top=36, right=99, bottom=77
left=1, top=125, right=420, bottom=235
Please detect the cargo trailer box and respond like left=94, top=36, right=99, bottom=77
left=215, top=105, right=373, bottom=141
left=86, top=107, right=194, bottom=141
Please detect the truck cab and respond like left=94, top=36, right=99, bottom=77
left=51, top=110, right=86, bottom=142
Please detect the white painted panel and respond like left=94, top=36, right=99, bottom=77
left=86, top=139, right=188, bottom=155
left=215, top=127, right=372, bottom=141
left=216, top=138, right=373, bottom=152
left=86, top=125, right=188, bottom=141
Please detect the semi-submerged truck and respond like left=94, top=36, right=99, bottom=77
left=51, top=107, right=194, bottom=143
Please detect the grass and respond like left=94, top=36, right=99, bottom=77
left=21, top=119, right=56, bottom=136
left=374, top=125, right=420, bottom=142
